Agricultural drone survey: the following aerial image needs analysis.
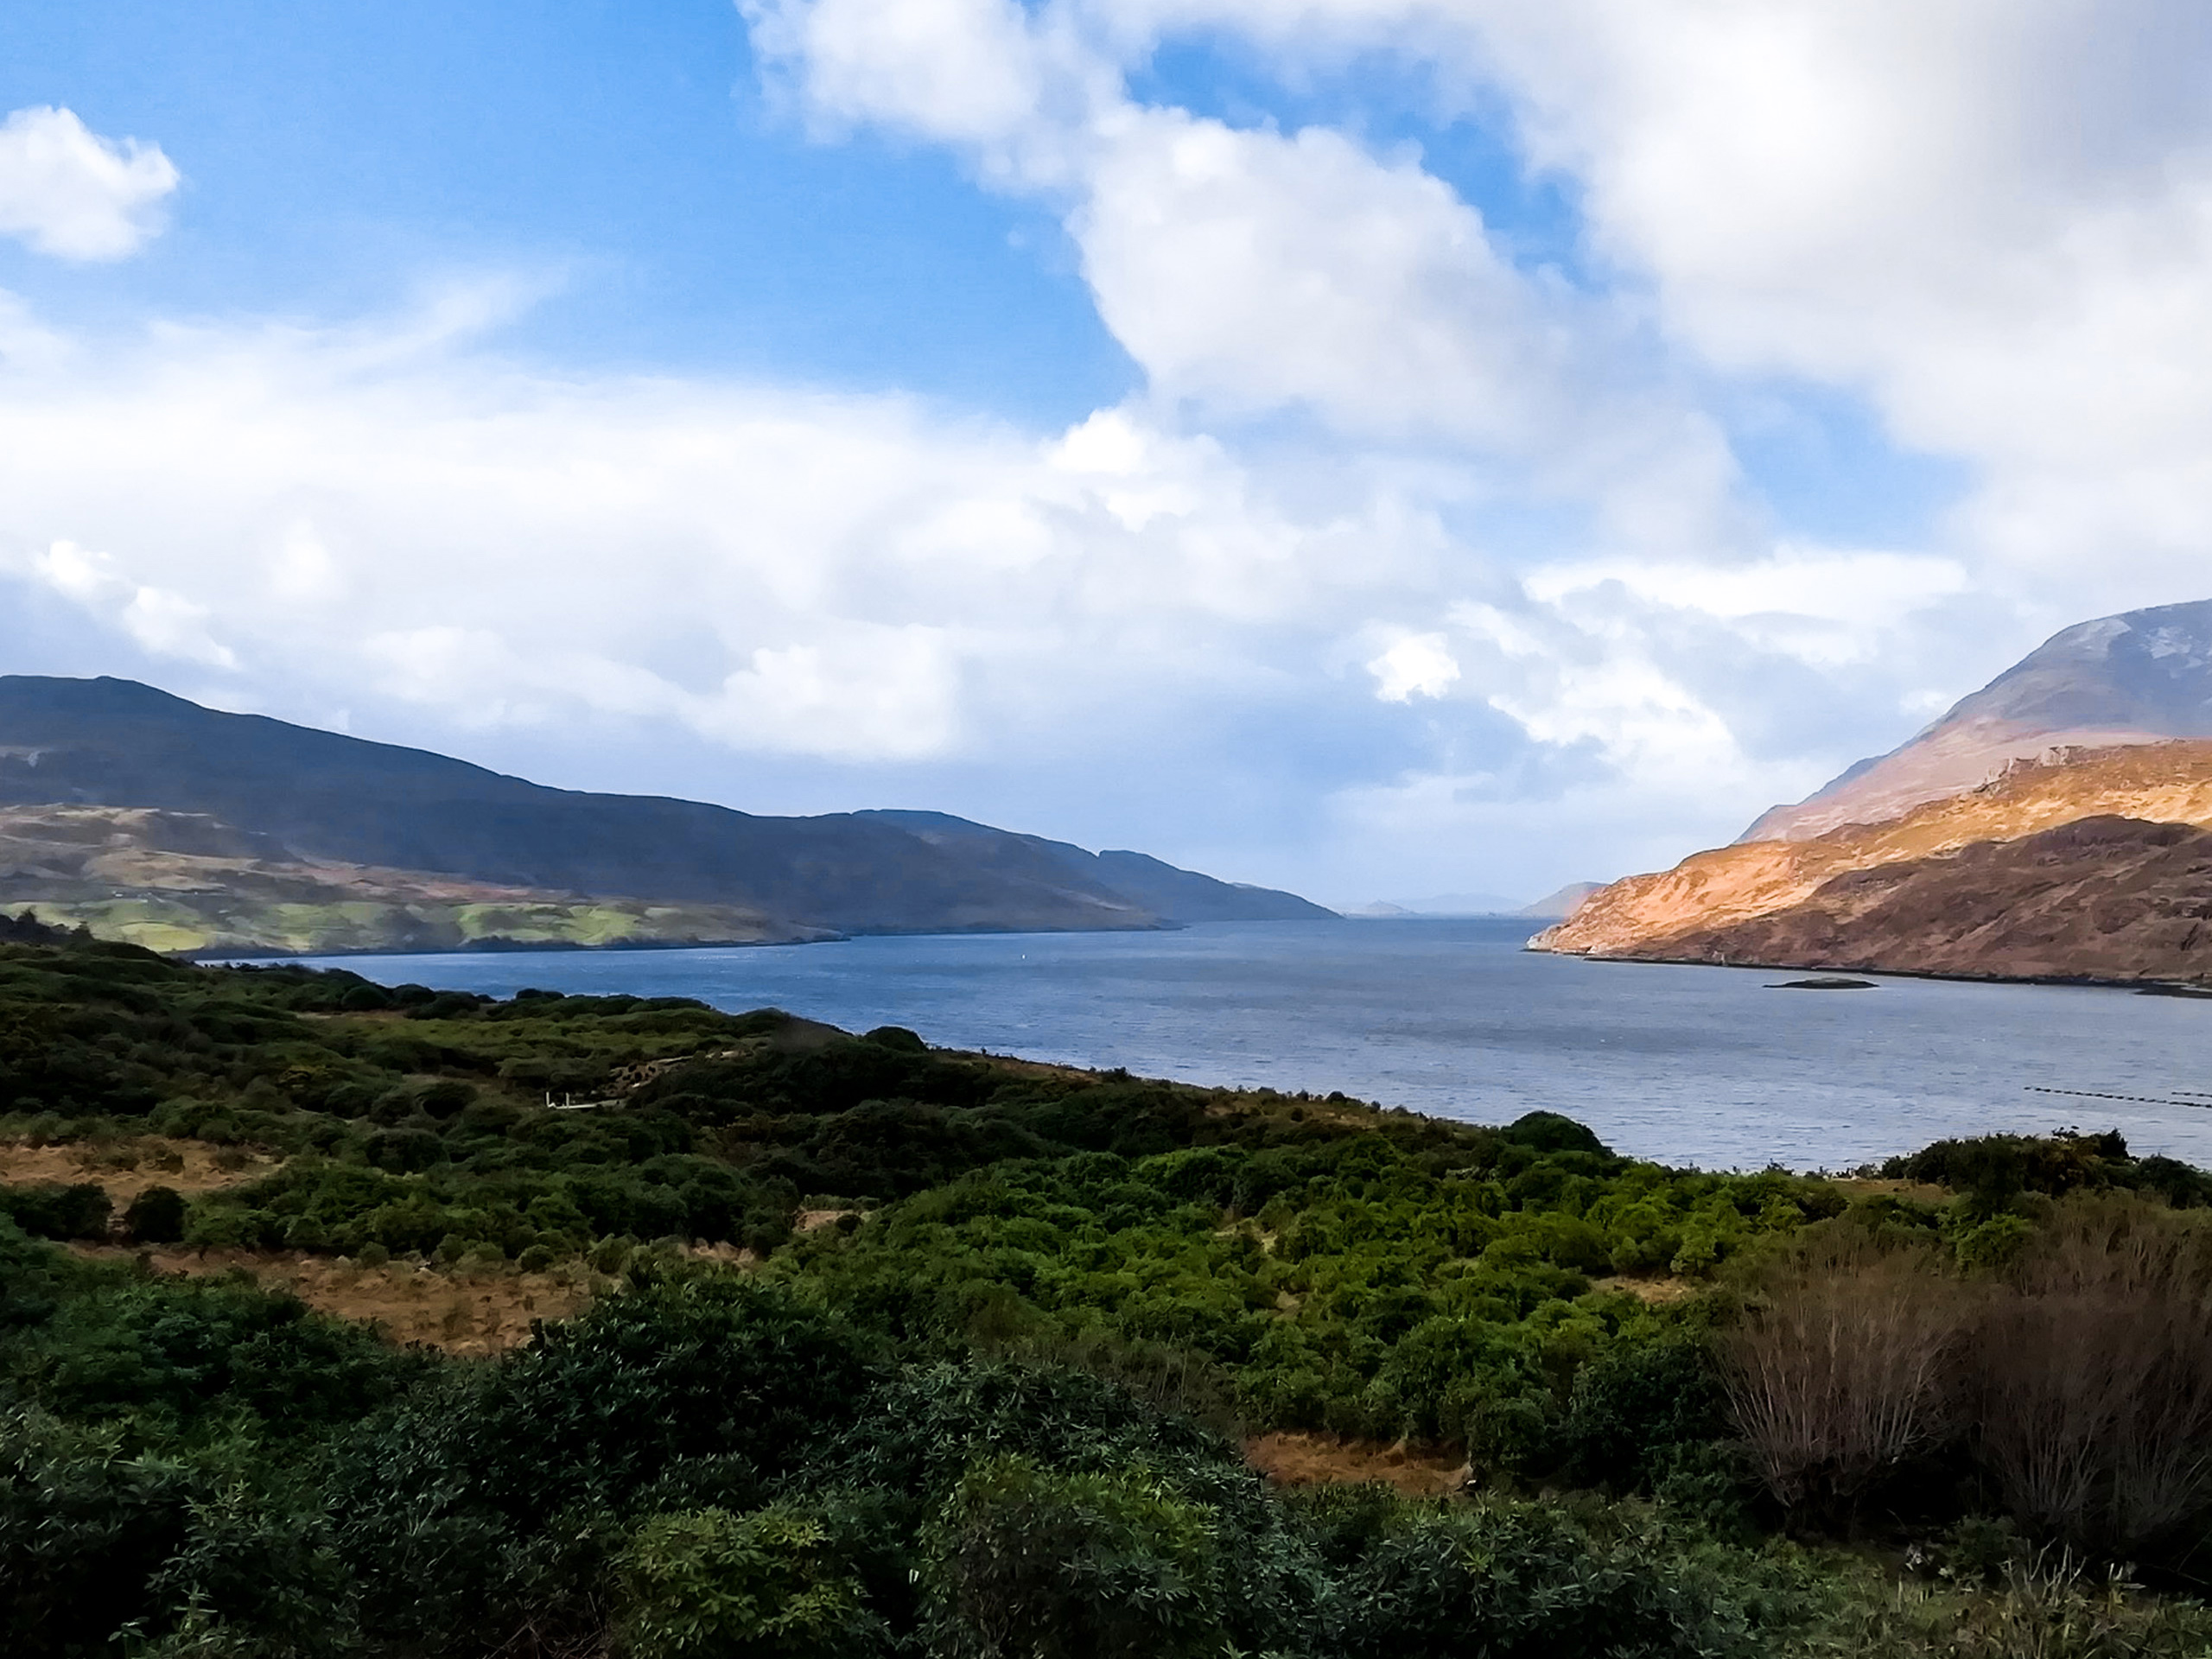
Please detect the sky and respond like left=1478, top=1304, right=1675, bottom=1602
left=1, top=2, right=2209, bottom=906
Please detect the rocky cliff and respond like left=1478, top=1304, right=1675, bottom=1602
left=1534, top=742, right=2212, bottom=983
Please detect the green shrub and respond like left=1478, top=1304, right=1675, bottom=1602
left=123, top=1185, right=188, bottom=1245
left=616, top=1504, right=880, bottom=1659
left=0, top=1181, right=111, bottom=1241
left=923, top=1455, right=1231, bottom=1659
left=1324, top=1498, right=1779, bottom=1658
left=0, top=1411, right=200, bottom=1659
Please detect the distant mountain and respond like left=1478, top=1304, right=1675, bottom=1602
left=1515, top=882, right=1604, bottom=920
left=1342, top=887, right=1600, bottom=919
left=855, top=811, right=1333, bottom=925
left=0, top=677, right=1330, bottom=952
left=1743, top=598, right=2212, bottom=842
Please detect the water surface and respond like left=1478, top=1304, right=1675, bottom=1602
left=299, top=918, right=2212, bottom=1169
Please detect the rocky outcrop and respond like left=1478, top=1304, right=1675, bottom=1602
left=1611, top=816, right=2212, bottom=983
left=1743, top=598, right=2212, bottom=842
left=1534, top=742, right=2212, bottom=983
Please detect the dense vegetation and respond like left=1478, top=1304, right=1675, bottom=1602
left=3, top=920, right=2211, bottom=1656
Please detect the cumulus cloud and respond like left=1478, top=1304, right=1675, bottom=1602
left=0, top=296, right=1396, bottom=776
left=23, top=3, right=2209, bottom=899
left=0, top=106, right=178, bottom=260
left=22, top=542, right=236, bottom=668
left=1366, top=632, right=1459, bottom=702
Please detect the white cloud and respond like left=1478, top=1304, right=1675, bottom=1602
left=26, top=3, right=2212, bottom=899
left=0, top=106, right=178, bottom=260
left=0, top=296, right=1401, bottom=772
left=1365, top=632, right=1459, bottom=702
left=23, top=541, right=237, bottom=668
left=1082, top=1, right=2212, bottom=631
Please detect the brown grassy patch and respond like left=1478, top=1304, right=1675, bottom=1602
left=0, top=1137, right=281, bottom=1205
left=1831, top=1177, right=1950, bottom=1204
left=68, top=1245, right=595, bottom=1357
left=1244, top=1432, right=1470, bottom=1497
left=1591, top=1274, right=1700, bottom=1304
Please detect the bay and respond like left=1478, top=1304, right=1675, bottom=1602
left=296, top=918, right=2212, bottom=1170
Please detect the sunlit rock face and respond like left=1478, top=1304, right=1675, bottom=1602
left=1536, top=741, right=2212, bottom=984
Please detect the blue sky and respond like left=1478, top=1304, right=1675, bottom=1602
left=0, top=2, right=2206, bottom=903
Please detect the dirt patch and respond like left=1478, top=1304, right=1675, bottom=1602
left=1831, top=1177, right=1950, bottom=1203
left=1245, top=1432, right=1470, bottom=1498
left=1591, top=1274, right=1701, bottom=1305
left=681, top=1241, right=758, bottom=1266
left=0, top=1137, right=281, bottom=1205
left=69, top=1245, right=595, bottom=1357
left=796, top=1207, right=861, bottom=1232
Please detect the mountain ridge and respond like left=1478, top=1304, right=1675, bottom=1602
left=0, top=676, right=1330, bottom=950
left=1741, top=598, right=2212, bottom=842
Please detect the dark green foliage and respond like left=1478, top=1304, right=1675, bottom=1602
left=31, top=1273, right=421, bottom=1434
left=0, top=1181, right=111, bottom=1240
left=0, top=1414, right=200, bottom=1659
left=773, top=1138, right=1826, bottom=1460
left=1883, top=1129, right=2212, bottom=1209
left=922, top=1455, right=1239, bottom=1658
left=2, top=936, right=2209, bottom=1652
left=1555, top=1335, right=1733, bottom=1493
left=122, top=1184, right=187, bottom=1244
left=325, top=1275, right=884, bottom=1655
left=617, top=1503, right=884, bottom=1659
left=1322, top=1498, right=1778, bottom=1658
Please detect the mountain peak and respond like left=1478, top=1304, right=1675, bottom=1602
left=1743, top=598, right=2212, bottom=842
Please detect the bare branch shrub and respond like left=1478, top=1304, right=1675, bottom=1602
left=1971, top=1197, right=2212, bottom=1554
left=1722, top=1228, right=1971, bottom=1521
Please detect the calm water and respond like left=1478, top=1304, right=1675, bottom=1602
left=296, top=918, right=2212, bottom=1170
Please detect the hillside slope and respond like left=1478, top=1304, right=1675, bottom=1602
left=1744, top=598, right=2212, bottom=841
left=0, top=804, right=830, bottom=955
left=855, top=810, right=1336, bottom=923
left=1534, top=741, right=2212, bottom=982
left=1630, top=815, right=2212, bottom=982
left=0, top=677, right=1327, bottom=943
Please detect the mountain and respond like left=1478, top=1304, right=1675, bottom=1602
left=853, top=811, right=1334, bottom=924
left=1341, top=887, right=1601, bottom=919
left=0, top=676, right=1329, bottom=952
left=1516, top=882, right=1604, bottom=920
left=1533, top=741, right=2212, bottom=983
left=0, top=803, right=830, bottom=957
left=1742, top=598, right=2212, bottom=842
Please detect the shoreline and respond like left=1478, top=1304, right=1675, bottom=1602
left=1526, top=939, right=2211, bottom=996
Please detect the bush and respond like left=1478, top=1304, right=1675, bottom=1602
left=923, top=1455, right=1230, bottom=1659
left=0, top=1181, right=111, bottom=1241
left=1970, top=1201, right=2212, bottom=1557
left=123, top=1185, right=188, bottom=1245
left=1324, top=1498, right=1777, bottom=1658
left=0, top=1411, right=200, bottom=1659
left=1723, top=1231, right=1968, bottom=1523
left=1555, top=1334, right=1729, bottom=1492
left=616, top=1504, right=880, bottom=1659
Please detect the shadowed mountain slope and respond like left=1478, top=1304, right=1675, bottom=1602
left=854, top=810, right=1334, bottom=923
left=0, top=677, right=1326, bottom=944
